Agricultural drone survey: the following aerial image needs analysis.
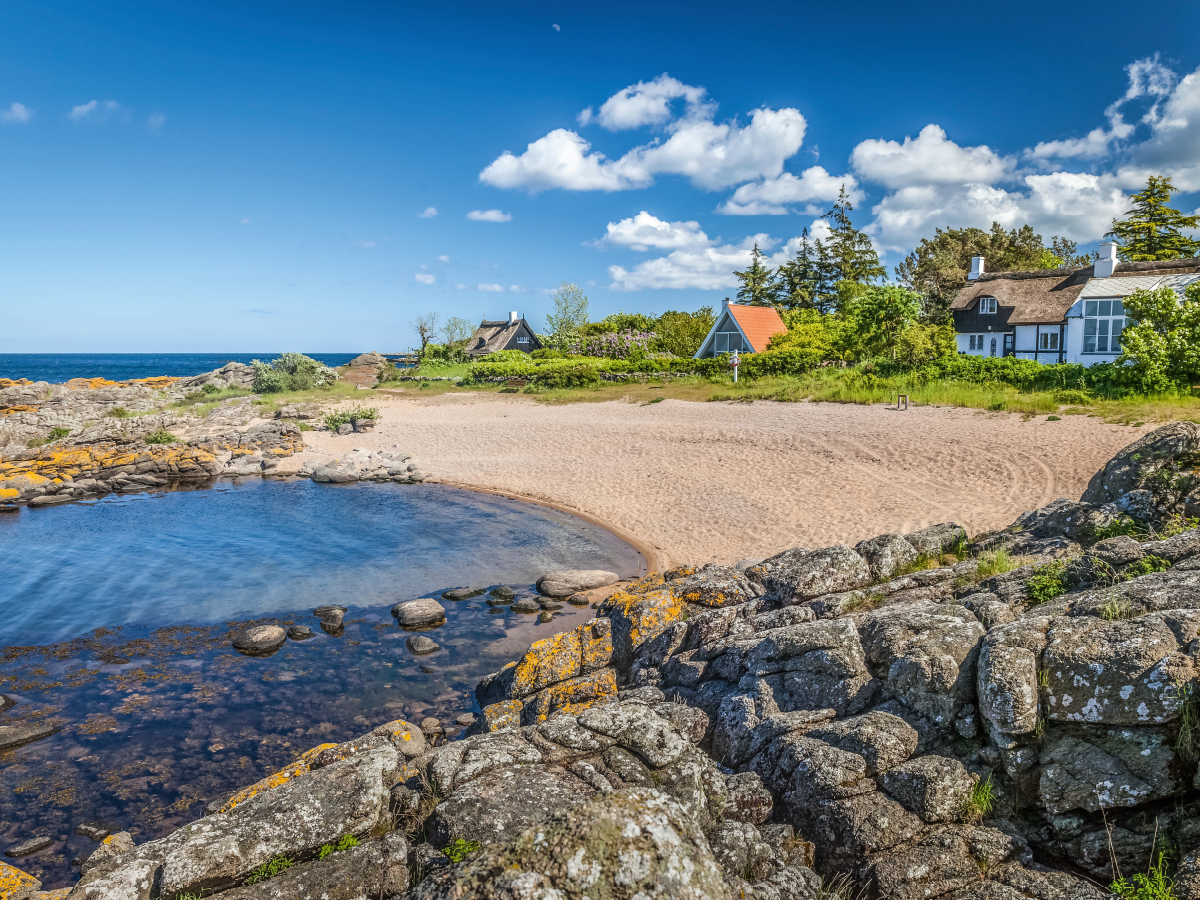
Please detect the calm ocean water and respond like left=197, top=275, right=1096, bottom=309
left=0, top=353, right=358, bottom=384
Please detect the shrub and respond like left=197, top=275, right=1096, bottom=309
left=323, top=405, right=379, bottom=432
left=1093, top=516, right=1145, bottom=540
left=318, top=834, right=359, bottom=860
left=529, top=348, right=564, bottom=359
left=573, top=330, right=655, bottom=359
left=1026, top=562, right=1068, bottom=606
left=533, top=365, right=600, bottom=390
left=1124, top=555, right=1171, bottom=579
left=202, top=383, right=221, bottom=395
left=442, top=838, right=481, bottom=863
left=143, top=429, right=178, bottom=445
left=48, top=427, right=71, bottom=441
left=107, top=407, right=133, bottom=418
left=1054, top=388, right=1093, bottom=405
left=250, top=353, right=340, bottom=393
left=1111, top=852, right=1176, bottom=900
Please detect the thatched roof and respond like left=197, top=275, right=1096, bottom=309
left=467, top=319, right=540, bottom=356
left=950, top=257, right=1200, bottom=324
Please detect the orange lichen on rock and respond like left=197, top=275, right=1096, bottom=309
left=509, top=629, right=583, bottom=698
left=579, top=618, right=614, bottom=673
left=0, top=405, right=37, bottom=418
left=217, top=742, right=337, bottom=813
left=0, top=860, right=41, bottom=898
left=0, top=378, right=32, bottom=388
left=599, top=584, right=683, bottom=669
left=63, top=375, right=180, bottom=390
left=522, top=667, right=618, bottom=724
left=481, top=699, right=524, bottom=731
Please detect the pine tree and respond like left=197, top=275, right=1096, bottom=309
left=733, top=243, right=778, bottom=306
left=822, top=186, right=886, bottom=285
left=1107, top=176, right=1200, bottom=261
left=774, top=228, right=821, bottom=312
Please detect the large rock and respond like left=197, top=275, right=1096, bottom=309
left=0, top=861, right=40, bottom=900
left=425, top=763, right=595, bottom=849
left=880, top=755, right=975, bottom=823
left=666, top=565, right=759, bottom=607
left=476, top=619, right=613, bottom=704
left=601, top=588, right=684, bottom=670
left=390, top=598, right=446, bottom=627
left=0, top=723, right=58, bottom=752
left=407, top=788, right=732, bottom=900
left=977, top=618, right=1049, bottom=739
left=73, top=746, right=396, bottom=898
left=856, top=533, right=920, bottom=581
left=231, top=625, right=287, bottom=656
left=904, top=523, right=968, bottom=557
left=1082, top=422, right=1200, bottom=506
left=536, top=569, right=619, bottom=597
left=215, top=832, right=408, bottom=900
left=1038, top=727, right=1179, bottom=814
left=867, top=826, right=1016, bottom=900
left=759, top=545, right=872, bottom=604
left=860, top=603, right=986, bottom=727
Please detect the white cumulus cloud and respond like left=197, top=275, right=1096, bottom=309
left=1, top=102, right=32, bottom=123
left=851, top=124, right=1014, bottom=190
left=414, top=273, right=435, bottom=284
left=419, top=206, right=438, bottom=217
left=69, top=99, right=124, bottom=122
left=147, top=113, right=166, bottom=131
left=609, top=233, right=811, bottom=291
left=467, top=209, right=512, bottom=222
left=480, top=76, right=806, bottom=193
left=598, top=212, right=711, bottom=251
left=478, top=283, right=506, bottom=291
left=718, top=166, right=857, bottom=215
left=438, top=255, right=450, bottom=262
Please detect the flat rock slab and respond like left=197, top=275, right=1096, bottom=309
left=5, top=836, right=53, bottom=858
left=0, top=723, right=58, bottom=752
left=75, top=822, right=114, bottom=842
left=392, top=598, right=446, bottom=627
left=443, top=588, right=485, bottom=601
left=232, top=625, right=287, bottom=656
left=489, top=586, right=516, bottom=600
left=407, top=636, right=441, bottom=655
left=536, top=569, right=620, bottom=598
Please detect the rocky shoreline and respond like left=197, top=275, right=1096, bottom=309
left=0, top=362, right=425, bottom=507
left=5, top=422, right=1200, bottom=898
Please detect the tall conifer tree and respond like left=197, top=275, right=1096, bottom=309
left=822, top=186, right=885, bottom=285
left=1107, top=176, right=1200, bottom=261
left=733, top=243, right=778, bottom=306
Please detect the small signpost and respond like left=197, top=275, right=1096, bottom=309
left=730, top=349, right=740, bottom=384
left=897, top=393, right=909, bottom=410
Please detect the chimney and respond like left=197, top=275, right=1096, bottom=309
left=968, top=256, right=985, bottom=281
left=723, top=297, right=731, bottom=308
left=509, top=311, right=519, bottom=323
left=1095, top=241, right=1119, bottom=278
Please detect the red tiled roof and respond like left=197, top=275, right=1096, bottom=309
left=727, top=304, right=788, bottom=352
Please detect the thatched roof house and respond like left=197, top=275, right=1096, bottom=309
left=466, top=312, right=542, bottom=357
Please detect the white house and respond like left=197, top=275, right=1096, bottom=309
left=950, top=243, right=1200, bottom=365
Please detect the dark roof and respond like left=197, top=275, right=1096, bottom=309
left=467, top=318, right=540, bottom=356
left=950, top=256, right=1200, bottom=325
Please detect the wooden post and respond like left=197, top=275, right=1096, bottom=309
left=897, top=393, right=909, bottom=410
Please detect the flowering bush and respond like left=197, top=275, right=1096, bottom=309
left=572, top=330, right=656, bottom=359
left=251, top=353, right=340, bottom=393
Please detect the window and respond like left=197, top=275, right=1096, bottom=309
left=1040, top=332, right=1059, bottom=350
left=1083, top=299, right=1125, bottom=353
left=989, top=337, right=997, bottom=357
left=516, top=335, right=529, bottom=344
left=979, top=297, right=997, bottom=314
left=968, top=335, right=978, bottom=350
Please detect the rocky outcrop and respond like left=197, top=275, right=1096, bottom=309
left=300, top=448, right=425, bottom=485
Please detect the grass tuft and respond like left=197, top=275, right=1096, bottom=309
left=975, top=548, right=1018, bottom=580
left=960, top=775, right=995, bottom=824
left=1026, top=561, right=1068, bottom=606
left=1174, top=682, right=1200, bottom=767
left=317, top=834, right=359, bottom=861
left=1111, top=852, right=1176, bottom=900
left=243, top=855, right=293, bottom=886
left=143, top=429, right=178, bottom=445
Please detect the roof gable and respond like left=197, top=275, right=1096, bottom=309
left=467, top=318, right=541, bottom=355
left=726, top=305, right=787, bottom=352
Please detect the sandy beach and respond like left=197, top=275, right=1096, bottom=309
left=289, top=394, right=1148, bottom=568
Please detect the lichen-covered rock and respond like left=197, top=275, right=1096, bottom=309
left=759, top=545, right=872, bottom=604
left=425, top=763, right=595, bottom=849
left=1037, top=727, right=1178, bottom=814
left=576, top=701, right=687, bottom=767
left=521, top=667, right=618, bottom=724
left=977, top=619, right=1049, bottom=740
left=904, top=523, right=967, bottom=557
left=880, top=755, right=974, bottom=823
left=666, top=565, right=758, bottom=607
left=803, top=710, right=919, bottom=776
left=407, top=788, right=732, bottom=900
left=707, top=820, right=778, bottom=883
left=213, top=832, right=408, bottom=900
left=0, top=861, right=41, bottom=900
left=867, top=826, right=1016, bottom=900
left=1082, top=421, right=1200, bottom=506
left=856, top=533, right=919, bottom=581
left=479, top=699, right=523, bottom=732
left=860, top=602, right=986, bottom=727
left=601, top=587, right=684, bottom=670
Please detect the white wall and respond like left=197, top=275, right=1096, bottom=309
left=956, top=334, right=999, bottom=357
left=1063, top=317, right=1120, bottom=366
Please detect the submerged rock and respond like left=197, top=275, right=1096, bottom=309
left=286, top=625, right=314, bottom=641
left=0, top=723, right=58, bottom=752
left=4, top=837, right=52, bottom=858
left=231, top=625, right=287, bottom=657
left=406, top=635, right=441, bottom=655
left=442, top=587, right=485, bottom=601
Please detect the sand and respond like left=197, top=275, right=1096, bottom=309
left=288, top=393, right=1148, bottom=569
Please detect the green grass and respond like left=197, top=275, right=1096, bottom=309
left=1100, top=597, right=1134, bottom=620
left=974, top=548, right=1019, bottom=580
left=960, top=775, right=995, bottom=824
left=441, top=838, right=481, bottom=863
left=1026, top=561, right=1068, bottom=606
left=317, top=834, right=359, bottom=860
left=172, top=386, right=255, bottom=415
left=107, top=406, right=134, bottom=418
left=1124, top=555, right=1171, bottom=579
left=1111, top=852, right=1176, bottom=900
left=143, top=429, right=178, bottom=445
left=243, top=855, right=293, bottom=885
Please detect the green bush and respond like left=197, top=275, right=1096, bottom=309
left=48, top=427, right=71, bottom=441
left=143, top=429, right=178, bottom=445
left=201, top=383, right=221, bottom=395
left=529, top=348, right=564, bottom=359
left=318, top=834, right=359, bottom=860
left=1053, top=389, right=1093, bottom=405
left=251, top=353, right=339, bottom=393
left=324, top=405, right=379, bottom=432
left=1124, top=555, right=1171, bottom=579
left=1111, top=852, right=1176, bottom=900
left=533, top=365, right=601, bottom=389
left=1026, top=562, right=1068, bottom=606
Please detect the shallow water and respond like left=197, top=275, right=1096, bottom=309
left=0, top=352, right=359, bottom=384
left=0, top=480, right=642, bottom=888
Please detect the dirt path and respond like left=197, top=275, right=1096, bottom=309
left=287, top=394, right=1147, bottom=567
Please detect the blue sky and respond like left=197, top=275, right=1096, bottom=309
left=3, top=0, right=1199, bottom=352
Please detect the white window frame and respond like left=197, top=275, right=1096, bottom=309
left=1082, top=299, right=1126, bottom=354
left=516, top=335, right=529, bottom=344
left=979, top=297, right=997, bottom=314
left=1039, top=332, right=1059, bottom=351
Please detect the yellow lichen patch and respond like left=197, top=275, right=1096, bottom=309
left=0, top=378, right=32, bottom=388
left=216, top=742, right=336, bottom=813
left=33, top=889, right=71, bottom=899
left=482, top=699, right=524, bottom=731
left=523, top=667, right=618, bottom=724
left=579, top=619, right=614, bottom=672
left=510, top=630, right=583, bottom=698
left=0, top=488, right=17, bottom=501
left=63, top=375, right=180, bottom=390
left=0, top=860, right=40, bottom=898
left=601, top=588, right=683, bottom=666
left=0, top=405, right=37, bottom=418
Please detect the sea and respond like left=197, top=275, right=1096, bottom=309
left=0, top=353, right=359, bottom=384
